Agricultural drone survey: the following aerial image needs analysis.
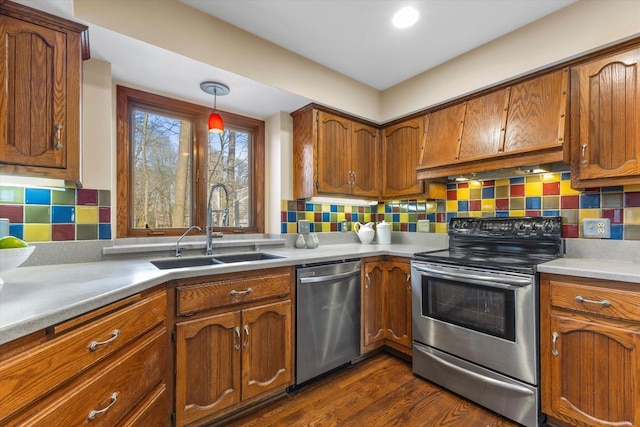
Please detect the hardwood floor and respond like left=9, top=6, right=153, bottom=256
left=227, top=353, right=518, bottom=426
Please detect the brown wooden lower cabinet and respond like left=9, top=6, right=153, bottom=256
left=361, top=257, right=412, bottom=356
left=172, top=267, right=294, bottom=427
left=0, top=288, right=168, bottom=426
left=540, top=273, right=640, bottom=427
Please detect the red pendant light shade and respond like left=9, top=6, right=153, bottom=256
left=200, top=81, right=230, bottom=133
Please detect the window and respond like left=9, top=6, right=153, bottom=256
left=116, top=86, right=264, bottom=237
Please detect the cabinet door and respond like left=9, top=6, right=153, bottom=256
left=361, top=262, right=385, bottom=353
left=175, top=311, right=241, bottom=427
left=382, top=118, right=424, bottom=198
left=241, top=301, right=292, bottom=401
left=458, top=89, right=510, bottom=161
left=351, top=122, right=379, bottom=197
left=545, top=314, right=640, bottom=427
left=571, top=48, right=640, bottom=186
left=504, top=69, right=567, bottom=154
left=317, top=111, right=352, bottom=195
left=384, top=261, right=412, bottom=352
left=420, top=104, right=466, bottom=167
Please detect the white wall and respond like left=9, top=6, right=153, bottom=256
left=265, top=112, right=293, bottom=234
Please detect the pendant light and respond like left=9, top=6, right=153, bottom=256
left=200, top=81, right=230, bottom=133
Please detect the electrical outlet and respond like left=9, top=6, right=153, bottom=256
left=298, top=220, right=310, bottom=234
left=583, top=218, right=610, bottom=238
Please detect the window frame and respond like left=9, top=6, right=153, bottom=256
left=116, top=85, right=265, bottom=238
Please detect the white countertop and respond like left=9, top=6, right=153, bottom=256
left=538, top=257, right=640, bottom=284
left=0, top=242, right=434, bottom=345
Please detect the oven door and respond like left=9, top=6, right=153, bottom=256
left=411, top=261, right=538, bottom=385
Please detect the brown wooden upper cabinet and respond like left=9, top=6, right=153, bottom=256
left=382, top=117, right=425, bottom=198
left=0, top=1, right=89, bottom=182
left=570, top=47, right=640, bottom=188
left=417, top=68, right=568, bottom=180
left=292, top=106, right=380, bottom=199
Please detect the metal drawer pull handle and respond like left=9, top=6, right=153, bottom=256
left=243, top=325, right=249, bottom=348
left=575, top=295, right=611, bottom=307
left=54, top=123, right=63, bottom=150
left=580, top=144, right=588, bottom=164
left=89, top=329, right=120, bottom=351
left=88, top=392, right=119, bottom=420
left=551, top=332, right=559, bottom=356
left=234, top=326, right=241, bottom=351
left=230, top=287, right=253, bottom=297
left=365, top=273, right=371, bottom=289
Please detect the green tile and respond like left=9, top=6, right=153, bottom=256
left=24, top=205, right=50, bottom=223
left=543, top=196, right=559, bottom=210
left=561, top=210, right=579, bottom=224
left=470, top=188, right=482, bottom=199
left=495, top=186, right=509, bottom=198
left=287, top=200, right=297, bottom=211
left=99, top=190, right=111, bottom=206
left=0, top=186, right=24, bottom=204
left=408, top=213, right=418, bottom=222
left=602, top=193, right=623, bottom=208
left=337, top=205, right=344, bottom=213
left=330, top=213, right=337, bottom=222
left=52, top=188, right=76, bottom=205
left=510, top=198, right=525, bottom=210
left=77, top=224, right=98, bottom=240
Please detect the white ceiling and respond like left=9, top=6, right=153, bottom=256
left=13, top=0, right=576, bottom=120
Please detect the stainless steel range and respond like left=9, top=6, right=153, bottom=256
left=411, top=216, right=562, bottom=427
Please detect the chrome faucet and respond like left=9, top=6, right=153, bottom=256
left=176, top=225, right=201, bottom=257
left=206, top=183, right=230, bottom=255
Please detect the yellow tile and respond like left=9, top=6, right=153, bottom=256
left=579, top=209, right=601, bottom=221
left=23, top=224, right=51, bottom=242
left=305, top=212, right=314, bottom=221
left=446, top=201, right=458, bottom=212
left=344, top=206, right=352, bottom=213
left=481, top=199, right=494, bottom=211
left=435, top=223, right=448, bottom=234
left=542, top=173, right=561, bottom=182
left=524, top=182, right=542, bottom=196
left=495, top=179, right=510, bottom=186
left=426, top=201, right=437, bottom=213
left=337, top=213, right=345, bottom=222
left=624, top=184, right=640, bottom=191
left=400, top=213, right=409, bottom=222
left=76, top=206, right=99, bottom=224
left=468, top=180, right=482, bottom=189
left=560, top=181, right=580, bottom=195
left=469, top=211, right=482, bottom=218
left=457, top=188, right=470, bottom=200
left=287, top=223, right=297, bottom=233
left=281, top=200, right=288, bottom=211
left=321, top=222, right=331, bottom=232
left=363, top=213, right=371, bottom=223
left=322, top=204, right=330, bottom=212
left=624, top=207, right=640, bottom=225
left=510, top=210, right=525, bottom=217
left=378, top=204, right=386, bottom=214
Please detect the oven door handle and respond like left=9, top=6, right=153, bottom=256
left=412, top=265, right=531, bottom=288
left=422, top=350, right=535, bottom=396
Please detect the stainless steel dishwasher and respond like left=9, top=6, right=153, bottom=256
left=296, top=260, right=361, bottom=385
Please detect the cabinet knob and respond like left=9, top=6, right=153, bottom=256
left=54, top=123, right=63, bottom=150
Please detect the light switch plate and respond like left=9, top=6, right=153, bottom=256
left=583, top=218, right=610, bottom=238
left=298, top=220, right=310, bottom=234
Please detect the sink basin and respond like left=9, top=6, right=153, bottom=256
left=150, top=252, right=284, bottom=269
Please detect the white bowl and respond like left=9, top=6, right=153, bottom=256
left=0, top=246, right=35, bottom=285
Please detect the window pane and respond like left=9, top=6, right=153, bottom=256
left=132, top=108, right=192, bottom=229
left=206, top=128, right=251, bottom=227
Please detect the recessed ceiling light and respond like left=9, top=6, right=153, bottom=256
left=392, top=6, right=419, bottom=29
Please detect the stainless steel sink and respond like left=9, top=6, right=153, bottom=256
left=150, top=252, right=284, bottom=269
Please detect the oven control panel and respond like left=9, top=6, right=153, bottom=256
left=449, top=217, right=562, bottom=239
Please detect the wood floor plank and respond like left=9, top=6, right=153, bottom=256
left=226, top=353, right=518, bottom=427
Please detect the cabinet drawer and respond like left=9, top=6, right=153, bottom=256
left=6, top=326, right=166, bottom=426
left=119, top=383, right=168, bottom=427
left=0, top=291, right=166, bottom=421
left=550, top=280, right=640, bottom=322
left=177, top=269, right=291, bottom=315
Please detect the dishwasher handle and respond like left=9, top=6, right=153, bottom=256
left=299, top=269, right=360, bottom=284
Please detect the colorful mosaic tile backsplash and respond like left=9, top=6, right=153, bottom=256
left=281, top=173, right=640, bottom=240
left=0, top=186, right=111, bottom=242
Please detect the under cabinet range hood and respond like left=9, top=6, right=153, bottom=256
left=447, top=162, right=570, bottom=182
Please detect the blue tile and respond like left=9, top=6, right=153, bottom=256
left=457, top=201, right=469, bottom=212
left=281, top=223, right=287, bottom=234
left=287, top=211, right=297, bottom=222
left=9, top=224, right=23, bottom=239
left=481, top=187, right=495, bottom=199
left=446, top=213, right=457, bottom=222
left=526, top=197, right=542, bottom=210
left=392, top=213, right=399, bottom=222
left=609, top=225, right=623, bottom=240
left=98, top=224, right=111, bottom=240
left=330, top=205, right=337, bottom=212
left=309, top=223, right=315, bottom=232
left=408, top=223, right=417, bottom=232
left=385, top=204, right=392, bottom=213
left=602, top=186, right=624, bottom=193
left=510, top=177, right=525, bottom=184
left=580, top=193, right=601, bottom=209
left=495, top=211, right=509, bottom=217
left=322, top=212, right=330, bottom=222
left=543, top=210, right=560, bottom=217
left=427, top=213, right=436, bottom=222
left=25, top=188, right=51, bottom=205
left=447, top=183, right=457, bottom=190
left=52, top=206, right=75, bottom=223
left=561, top=172, right=571, bottom=181
left=305, top=203, right=313, bottom=211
